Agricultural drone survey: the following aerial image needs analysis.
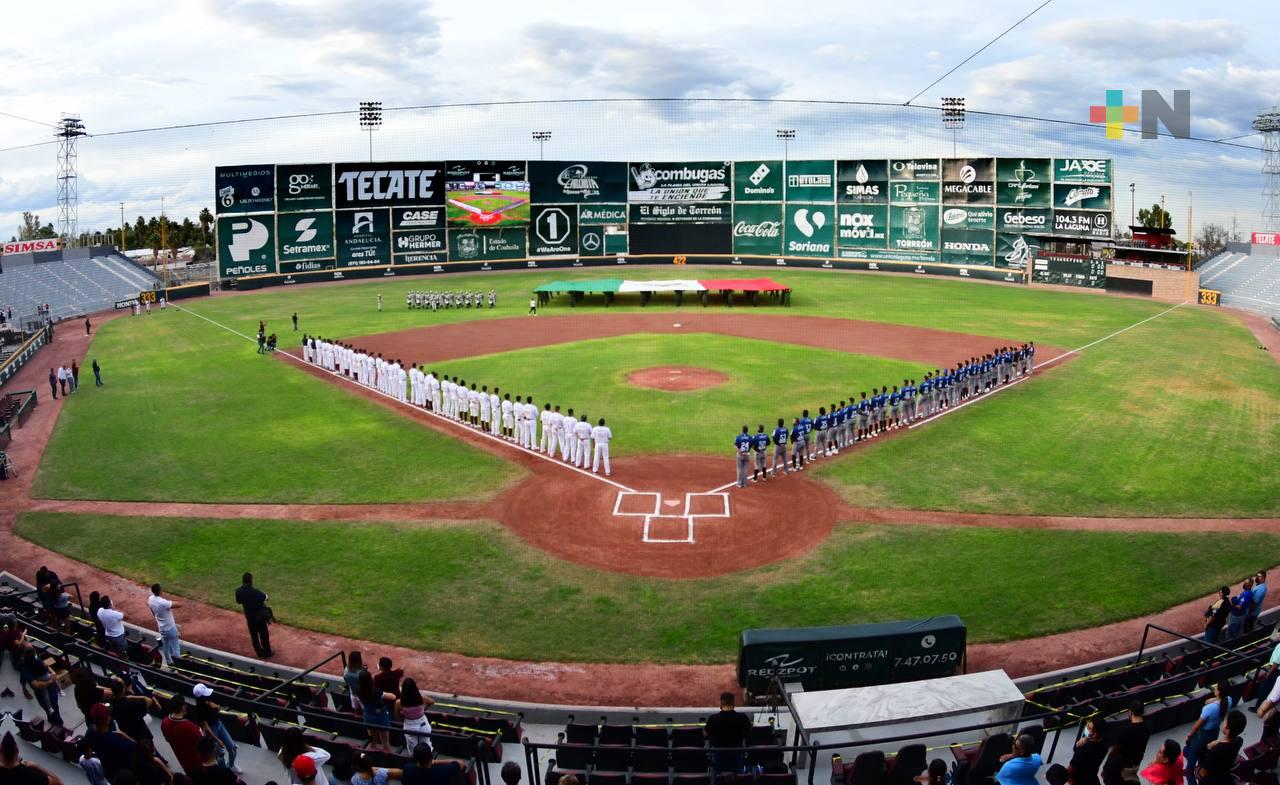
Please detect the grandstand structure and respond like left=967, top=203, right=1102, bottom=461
left=1198, top=242, right=1280, bottom=318
left=0, top=247, right=159, bottom=326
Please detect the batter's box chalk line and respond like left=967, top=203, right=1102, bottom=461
left=615, top=491, right=731, bottom=545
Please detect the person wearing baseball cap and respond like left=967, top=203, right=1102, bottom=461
left=294, top=754, right=319, bottom=785
left=193, top=684, right=240, bottom=774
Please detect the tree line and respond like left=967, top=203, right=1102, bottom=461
left=12, top=209, right=216, bottom=262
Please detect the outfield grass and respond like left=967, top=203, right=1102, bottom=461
left=34, top=310, right=521, bottom=503
left=18, top=511, right=1278, bottom=663
left=815, top=306, right=1280, bottom=517
left=436, top=334, right=929, bottom=455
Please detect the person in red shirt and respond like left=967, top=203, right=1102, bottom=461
left=372, top=657, right=404, bottom=698
left=160, top=695, right=206, bottom=775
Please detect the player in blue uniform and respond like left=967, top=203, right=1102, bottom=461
left=857, top=392, right=870, bottom=440
left=799, top=409, right=814, bottom=461
left=902, top=380, right=916, bottom=423
left=751, top=425, right=770, bottom=482
left=734, top=426, right=753, bottom=488
left=813, top=407, right=829, bottom=458
left=790, top=417, right=807, bottom=471
left=771, top=418, right=790, bottom=477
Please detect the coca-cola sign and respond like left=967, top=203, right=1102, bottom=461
left=731, top=203, right=783, bottom=256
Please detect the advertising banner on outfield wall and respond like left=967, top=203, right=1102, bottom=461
left=837, top=204, right=889, bottom=249
left=941, top=229, right=996, bottom=265
left=279, top=259, right=334, bottom=274
left=577, top=204, right=627, bottom=225
left=216, top=165, right=275, bottom=215
left=528, top=161, right=628, bottom=203
left=784, top=204, right=836, bottom=258
left=1053, top=183, right=1112, bottom=211
left=529, top=205, right=579, bottom=257
left=837, top=160, right=889, bottom=204
left=275, top=164, right=333, bottom=212
left=890, top=159, right=941, bottom=181
left=995, top=232, right=1041, bottom=270
left=579, top=224, right=628, bottom=257
left=997, top=206, right=1052, bottom=234
left=335, top=208, right=391, bottom=267
left=448, top=227, right=526, bottom=262
left=1054, top=158, right=1112, bottom=184
left=890, top=205, right=940, bottom=253
left=392, top=229, right=447, bottom=263
left=837, top=247, right=942, bottom=264
left=888, top=180, right=941, bottom=205
left=276, top=211, right=335, bottom=264
left=941, top=158, right=995, bottom=204
left=733, top=160, right=784, bottom=201
left=785, top=160, right=836, bottom=202
left=390, top=205, right=445, bottom=231
left=996, top=158, right=1052, bottom=207
left=629, top=203, right=730, bottom=224
left=1052, top=209, right=1113, bottom=239
left=628, top=161, right=731, bottom=202
left=941, top=205, right=996, bottom=231
left=446, top=161, right=531, bottom=227
left=216, top=215, right=276, bottom=277
left=333, top=162, right=445, bottom=209
left=732, top=202, right=783, bottom=256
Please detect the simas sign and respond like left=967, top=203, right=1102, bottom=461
left=2, top=238, right=61, bottom=254
left=838, top=160, right=889, bottom=204
left=333, top=162, right=444, bottom=209
left=628, top=161, right=731, bottom=202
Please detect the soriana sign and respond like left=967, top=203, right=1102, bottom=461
left=1252, top=232, right=1280, bottom=246
left=3, top=238, right=61, bottom=254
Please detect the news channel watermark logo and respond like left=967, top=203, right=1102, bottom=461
left=1089, top=89, right=1190, bottom=140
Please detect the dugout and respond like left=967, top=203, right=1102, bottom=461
left=737, top=615, right=966, bottom=702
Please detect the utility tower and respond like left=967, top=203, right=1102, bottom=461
left=55, top=114, right=87, bottom=246
left=1254, top=108, right=1280, bottom=232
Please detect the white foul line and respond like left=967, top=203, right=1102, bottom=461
left=1037, top=301, right=1185, bottom=369
left=169, top=302, right=638, bottom=494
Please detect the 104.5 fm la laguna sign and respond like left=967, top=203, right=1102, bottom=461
left=3, top=238, right=61, bottom=255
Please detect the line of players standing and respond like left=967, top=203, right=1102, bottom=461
left=734, top=342, right=1036, bottom=487
left=406, top=290, right=496, bottom=310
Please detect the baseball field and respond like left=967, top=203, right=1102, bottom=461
left=11, top=266, right=1280, bottom=673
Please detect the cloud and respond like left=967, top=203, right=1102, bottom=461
left=520, top=23, right=786, bottom=100
left=1040, top=17, right=1240, bottom=62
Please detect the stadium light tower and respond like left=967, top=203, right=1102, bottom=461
left=359, top=101, right=382, bottom=162
left=532, top=131, right=552, bottom=161
left=55, top=114, right=87, bottom=248
left=1254, top=107, right=1280, bottom=232
left=941, top=97, right=965, bottom=157
left=776, top=128, right=795, bottom=165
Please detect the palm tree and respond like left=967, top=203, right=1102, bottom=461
left=198, top=207, right=213, bottom=243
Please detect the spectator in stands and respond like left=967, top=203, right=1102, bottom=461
left=496, top=762, right=522, bottom=785
left=131, top=739, right=175, bottom=785
left=110, top=676, right=161, bottom=742
left=233, top=573, right=272, bottom=658
left=191, top=737, right=237, bottom=785
left=89, top=591, right=107, bottom=646
left=557, top=777, right=579, bottom=785
left=1203, top=587, right=1231, bottom=645
left=193, top=684, right=240, bottom=774
left=1184, top=682, right=1234, bottom=785
left=373, top=657, right=404, bottom=697
left=0, top=612, right=26, bottom=669
left=350, top=754, right=402, bottom=785
left=1102, top=701, right=1149, bottom=785
left=1248, top=571, right=1268, bottom=632
left=50, top=585, right=72, bottom=634
left=1069, top=717, right=1109, bottom=785
left=705, top=692, right=752, bottom=778
left=292, top=755, right=322, bottom=785
left=915, top=760, right=948, bottom=785
left=1139, top=740, right=1183, bottom=785
left=1253, top=638, right=1280, bottom=712
left=343, top=651, right=366, bottom=715
left=161, top=695, right=207, bottom=777
left=397, top=678, right=435, bottom=752
left=18, top=645, right=63, bottom=726
left=1226, top=578, right=1254, bottom=639
left=401, top=742, right=463, bottom=783
left=1194, top=710, right=1246, bottom=785
left=996, top=734, right=1043, bottom=785
left=1, top=730, right=63, bottom=785
left=71, top=660, right=108, bottom=722
left=78, top=740, right=111, bottom=785
left=278, top=729, right=330, bottom=785
left=93, top=359, right=103, bottom=387
left=48, top=367, right=57, bottom=400
left=148, top=584, right=182, bottom=665
left=357, top=669, right=395, bottom=752
left=96, top=595, right=128, bottom=656
left=84, top=703, right=138, bottom=780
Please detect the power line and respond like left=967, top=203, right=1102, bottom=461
left=0, top=110, right=57, bottom=128
left=903, top=0, right=1055, bottom=106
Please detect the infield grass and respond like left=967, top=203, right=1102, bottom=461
left=33, top=310, right=520, bottom=503
left=18, top=511, right=1279, bottom=663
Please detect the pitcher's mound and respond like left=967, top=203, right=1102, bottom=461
left=627, top=366, right=727, bottom=392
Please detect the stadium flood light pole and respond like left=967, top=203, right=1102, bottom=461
left=941, top=97, right=965, bottom=157
left=119, top=202, right=126, bottom=253
left=1129, top=183, right=1136, bottom=228
left=532, top=130, right=551, bottom=161
left=777, top=129, right=795, bottom=198
left=359, top=101, right=382, bottom=162
left=1255, top=108, right=1280, bottom=233
left=55, top=114, right=87, bottom=248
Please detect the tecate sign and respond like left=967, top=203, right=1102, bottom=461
left=338, top=169, right=437, bottom=203
left=3, top=238, right=60, bottom=254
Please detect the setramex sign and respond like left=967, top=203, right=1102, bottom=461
left=3, top=238, right=61, bottom=255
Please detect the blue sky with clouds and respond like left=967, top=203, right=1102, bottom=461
left=0, top=0, right=1276, bottom=237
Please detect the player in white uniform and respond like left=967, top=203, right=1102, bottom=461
left=549, top=406, right=565, bottom=459
left=539, top=404, right=553, bottom=453
left=520, top=397, right=536, bottom=448
left=562, top=409, right=576, bottom=462
left=427, top=371, right=440, bottom=411
left=591, top=418, right=613, bottom=476
left=501, top=394, right=515, bottom=439
left=573, top=415, right=593, bottom=468
left=468, top=384, right=480, bottom=426
left=479, top=386, right=491, bottom=430
left=489, top=388, right=501, bottom=435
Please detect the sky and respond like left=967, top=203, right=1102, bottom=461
left=0, top=0, right=1277, bottom=237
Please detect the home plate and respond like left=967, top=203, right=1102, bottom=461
left=663, top=499, right=681, bottom=508
left=673, top=323, right=682, bottom=327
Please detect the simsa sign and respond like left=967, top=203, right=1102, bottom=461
left=214, top=157, right=1111, bottom=277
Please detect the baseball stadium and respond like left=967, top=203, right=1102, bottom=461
left=2, top=7, right=1280, bottom=785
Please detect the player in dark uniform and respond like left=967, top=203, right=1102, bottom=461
left=857, top=392, right=871, bottom=440
left=735, top=426, right=753, bottom=488
left=790, top=417, right=807, bottom=471
left=813, top=408, right=829, bottom=459
left=771, top=418, right=790, bottom=477
left=799, top=409, right=814, bottom=462
left=751, top=425, right=770, bottom=482
left=889, top=386, right=902, bottom=429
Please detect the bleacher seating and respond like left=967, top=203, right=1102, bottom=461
left=0, top=253, right=158, bottom=322
left=1198, top=250, right=1280, bottom=318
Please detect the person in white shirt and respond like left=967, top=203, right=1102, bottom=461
left=479, top=386, right=491, bottom=429
left=488, top=388, right=501, bottom=434
left=429, top=372, right=441, bottom=412
left=563, top=408, right=577, bottom=463
left=501, top=394, right=514, bottom=439
left=549, top=406, right=565, bottom=458
left=573, top=415, right=593, bottom=468
left=591, top=418, right=613, bottom=476
left=148, top=583, right=181, bottom=665
left=97, top=596, right=127, bottom=656
left=521, top=397, right=537, bottom=449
